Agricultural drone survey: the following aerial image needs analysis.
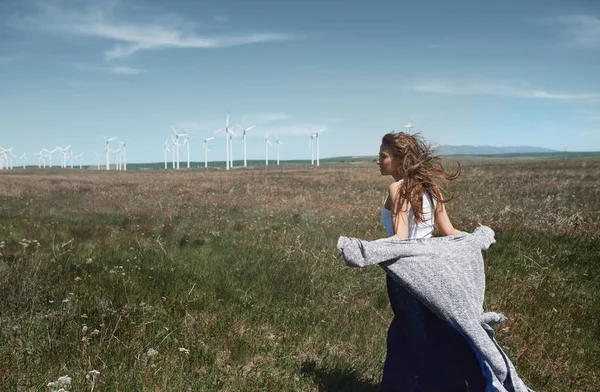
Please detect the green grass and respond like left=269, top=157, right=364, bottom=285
left=0, top=159, right=598, bottom=391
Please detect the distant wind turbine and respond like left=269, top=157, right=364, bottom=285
left=214, top=114, right=236, bottom=170
left=164, top=139, right=171, bottom=169
left=203, top=137, right=214, bottom=168
left=314, top=129, right=325, bottom=166
left=19, top=153, right=27, bottom=169
left=235, top=123, right=255, bottom=167
left=276, top=136, right=284, bottom=165
left=404, top=121, right=413, bottom=135
left=118, top=141, right=127, bottom=171
left=171, top=126, right=188, bottom=169
left=100, top=134, right=117, bottom=170
left=265, top=133, right=272, bottom=166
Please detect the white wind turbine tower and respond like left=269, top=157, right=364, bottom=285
left=0, top=146, right=7, bottom=169
left=265, top=133, right=273, bottom=166
left=74, top=153, right=83, bottom=169
left=235, top=123, right=255, bottom=167
left=313, top=129, right=326, bottom=166
left=109, top=147, right=120, bottom=170
left=183, top=134, right=192, bottom=169
left=55, top=145, right=71, bottom=168
left=203, top=137, right=214, bottom=168
left=307, top=131, right=315, bottom=165
left=228, top=132, right=235, bottom=168
left=171, top=135, right=185, bottom=170
left=47, top=148, right=57, bottom=168
left=100, top=134, right=117, bottom=170
left=214, top=114, right=236, bottom=170
left=40, top=148, right=50, bottom=168
left=171, top=126, right=188, bottom=170
left=34, top=151, right=43, bottom=168
left=163, top=139, right=170, bottom=169
left=7, top=150, right=15, bottom=170
left=94, top=153, right=100, bottom=170
left=404, top=121, right=413, bottom=134
left=19, top=153, right=28, bottom=169
left=118, top=141, right=127, bottom=171
left=276, top=136, right=284, bottom=165
left=68, top=151, right=74, bottom=168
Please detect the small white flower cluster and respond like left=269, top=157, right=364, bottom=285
left=85, top=369, right=100, bottom=384
left=19, top=238, right=41, bottom=249
left=47, top=375, right=71, bottom=392
left=146, top=348, right=158, bottom=357
left=178, top=347, right=190, bottom=355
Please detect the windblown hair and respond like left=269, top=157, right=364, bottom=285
left=382, top=132, right=460, bottom=222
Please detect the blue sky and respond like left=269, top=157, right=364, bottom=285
left=1, top=0, right=599, bottom=165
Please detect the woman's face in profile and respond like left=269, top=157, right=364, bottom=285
left=377, top=144, right=400, bottom=176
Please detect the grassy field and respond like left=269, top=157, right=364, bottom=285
left=0, top=158, right=598, bottom=391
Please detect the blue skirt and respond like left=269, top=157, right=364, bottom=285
left=380, top=275, right=487, bottom=392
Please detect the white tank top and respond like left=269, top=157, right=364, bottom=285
left=381, top=181, right=436, bottom=239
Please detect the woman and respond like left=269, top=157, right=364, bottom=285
left=376, top=132, right=486, bottom=391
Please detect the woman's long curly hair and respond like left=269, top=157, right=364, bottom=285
left=382, top=132, right=460, bottom=222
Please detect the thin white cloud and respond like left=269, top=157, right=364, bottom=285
left=16, top=3, right=292, bottom=61
left=72, top=62, right=141, bottom=75
left=107, top=66, right=139, bottom=75
left=557, top=15, right=600, bottom=47
left=413, top=83, right=600, bottom=100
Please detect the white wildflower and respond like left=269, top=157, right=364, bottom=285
left=178, top=347, right=190, bottom=354
left=90, top=329, right=100, bottom=336
left=47, top=382, right=57, bottom=387
left=146, top=348, right=158, bottom=357
left=62, top=299, right=69, bottom=303
left=57, top=375, right=71, bottom=385
left=74, top=277, right=82, bottom=281
left=86, top=258, right=93, bottom=264
left=82, top=325, right=88, bottom=333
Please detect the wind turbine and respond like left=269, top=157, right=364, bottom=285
left=55, top=145, right=71, bottom=168
left=68, top=150, right=74, bottom=169
left=47, top=148, right=57, bottom=168
left=313, top=129, right=325, bottom=167
left=74, top=153, right=83, bottom=169
left=0, top=146, right=7, bottom=170
left=163, top=139, right=171, bottom=169
left=100, top=134, right=117, bottom=170
left=118, top=141, right=127, bottom=171
left=18, top=153, right=27, bottom=169
left=404, top=121, right=413, bottom=135
left=276, top=136, right=284, bottom=165
left=203, top=137, right=214, bottom=168
left=171, top=134, right=185, bottom=170
left=33, top=151, right=43, bottom=168
left=94, top=153, right=100, bottom=170
left=307, top=131, right=315, bottom=165
left=109, top=147, right=120, bottom=170
left=235, top=123, right=255, bottom=167
left=171, top=126, right=188, bottom=170
left=265, top=133, right=272, bottom=166
left=183, top=134, right=192, bottom=169
left=214, top=114, right=236, bottom=170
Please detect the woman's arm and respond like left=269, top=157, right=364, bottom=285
left=388, top=182, right=409, bottom=239
left=434, top=201, right=462, bottom=236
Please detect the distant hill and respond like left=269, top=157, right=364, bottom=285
left=434, top=145, right=558, bottom=155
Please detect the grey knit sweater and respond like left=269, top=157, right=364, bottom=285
left=337, top=226, right=533, bottom=392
